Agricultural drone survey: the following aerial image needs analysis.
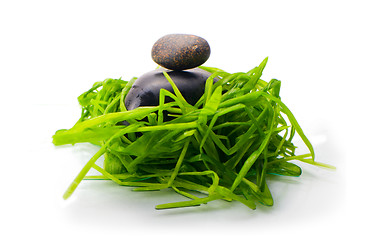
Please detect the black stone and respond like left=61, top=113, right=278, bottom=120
left=151, top=34, right=210, bottom=71
left=124, top=68, right=214, bottom=111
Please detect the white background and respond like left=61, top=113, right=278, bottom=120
left=1, top=0, right=366, bottom=239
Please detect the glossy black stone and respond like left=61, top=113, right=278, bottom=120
left=151, top=34, right=210, bottom=70
left=124, top=68, right=214, bottom=111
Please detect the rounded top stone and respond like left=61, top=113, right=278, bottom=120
left=151, top=34, right=210, bottom=70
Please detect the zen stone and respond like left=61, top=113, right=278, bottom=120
left=151, top=34, right=210, bottom=70
left=124, top=68, right=214, bottom=111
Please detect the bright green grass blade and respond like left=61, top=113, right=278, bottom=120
left=230, top=104, right=276, bottom=192
left=62, top=124, right=141, bottom=199
left=120, top=77, right=137, bottom=112
left=155, top=194, right=223, bottom=210
left=167, top=139, right=191, bottom=186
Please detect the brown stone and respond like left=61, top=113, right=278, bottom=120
left=151, top=34, right=210, bottom=70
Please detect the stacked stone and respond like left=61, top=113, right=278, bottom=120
left=125, top=34, right=212, bottom=111
left=151, top=34, right=210, bottom=71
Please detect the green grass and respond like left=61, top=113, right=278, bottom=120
left=53, top=58, right=334, bottom=210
